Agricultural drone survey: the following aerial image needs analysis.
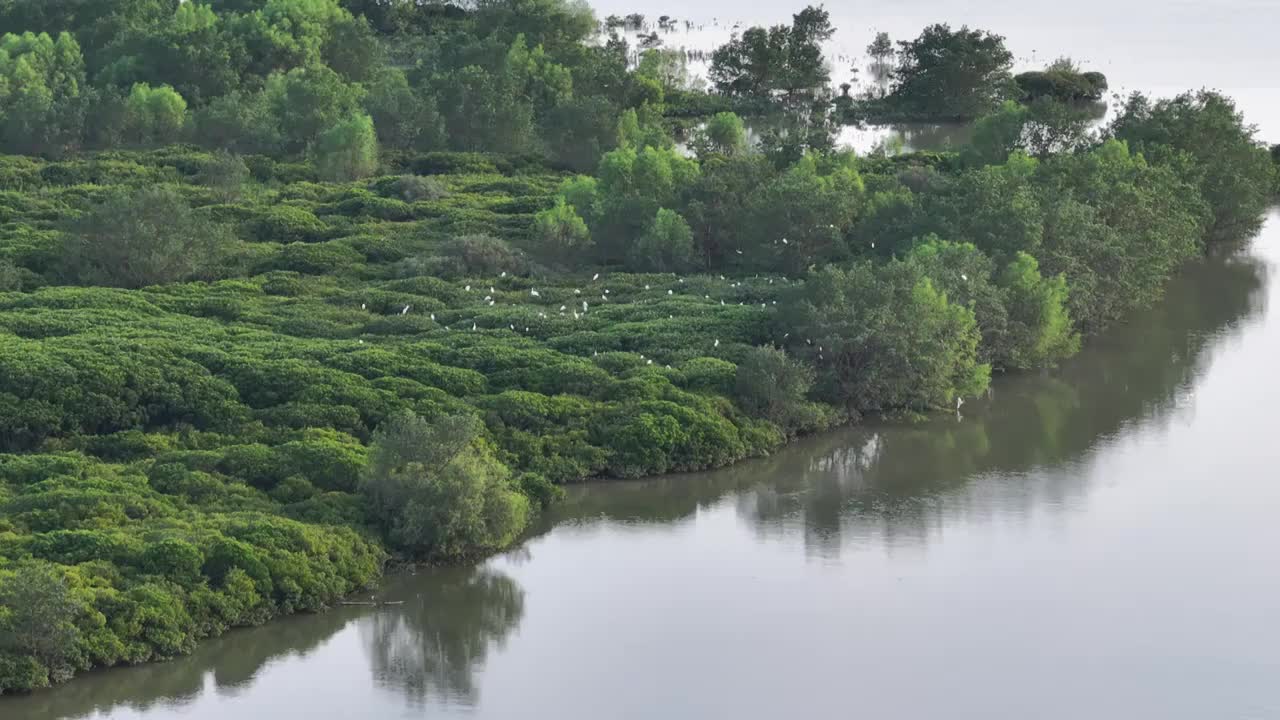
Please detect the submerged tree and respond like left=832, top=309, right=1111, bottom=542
left=886, top=24, right=1015, bottom=120
left=866, top=31, right=892, bottom=65
left=709, top=5, right=834, bottom=100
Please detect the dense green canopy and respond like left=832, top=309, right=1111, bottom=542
left=0, top=0, right=1273, bottom=696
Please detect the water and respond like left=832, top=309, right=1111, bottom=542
left=7, top=0, right=1280, bottom=715
left=608, top=0, right=1280, bottom=151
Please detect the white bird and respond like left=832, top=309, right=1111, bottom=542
left=721, top=299, right=725, bottom=305
left=430, top=313, right=435, bottom=321
left=560, top=305, right=567, bottom=311
left=401, top=304, right=411, bottom=315
left=601, top=294, right=607, bottom=301
left=489, top=286, right=494, bottom=293
left=960, top=273, right=968, bottom=282
left=530, top=289, right=540, bottom=297
left=488, top=300, right=495, bottom=306
left=510, top=324, right=515, bottom=330
left=582, top=301, right=588, bottom=312
left=645, top=284, right=650, bottom=290
left=668, top=289, right=673, bottom=295
left=956, top=396, right=964, bottom=410
left=501, top=271, right=507, bottom=277
left=592, top=272, right=600, bottom=281
left=736, top=249, right=743, bottom=255
left=574, top=289, right=581, bottom=295
left=360, top=303, right=366, bottom=310
left=782, top=237, right=789, bottom=244
left=647, top=359, right=653, bottom=365
left=604, top=289, right=610, bottom=294
left=358, top=339, right=364, bottom=344
left=472, top=322, right=477, bottom=330
left=714, top=339, right=720, bottom=347
left=573, top=311, right=580, bottom=319
left=484, top=295, right=492, bottom=301
left=465, top=285, right=472, bottom=291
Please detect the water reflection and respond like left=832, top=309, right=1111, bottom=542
left=5, top=606, right=361, bottom=720
left=548, top=247, right=1268, bottom=559
left=360, top=567, right=525, bottom=708
left=4, top=564, right=526, bottom=720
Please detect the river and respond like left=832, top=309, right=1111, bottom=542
left=6, top=210, right=1277, bottom=717
left=6, top=1, right=1280, bottom=717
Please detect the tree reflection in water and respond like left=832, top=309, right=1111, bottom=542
left=549, top=246, right=1267, bottom=559
left=359, top=566, right=525, bottom=707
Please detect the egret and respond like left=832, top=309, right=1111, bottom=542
left=604, top=289, right=610, bottom=294
left=484, top=295, right=492, bottom=302
left=645, top=284, right=650, bottom=290
left=582, top=300, right=588, bottom=312
left=472, top=322, right=477, bottom=330
left=647, top=359, right=653, bottom=365
left=510, top=324, right=515, bottom=330
left=592, top=272, right=600, bottom=281
left=430, top=313, right=436, bottom=321
left=500, top=271, right=507, bottom=277
left=574, top=288, right=581, bottom=295
left=530, top=289, right=540, bottom=297
left=401, top=304, right=411, bottom=315
left=668, top=289, right=673, bottom=295
left=560, top=305, right=567, bottom=311
left=782, top=237, right=789, bottom=244
left=714, top=339, right=720, bottom=347
left=361, top=303, right=366, bottom=310
left=956, top=396, right=964, bottom=410
left=465, top=285, right=472, bottom=291
left=960, top=273, right=968, bottom=282
left=736, top=249, right=743, bottom=255
left=358, top=339, right=364, bottom=344
left=488, top=300, right=495, bottom=306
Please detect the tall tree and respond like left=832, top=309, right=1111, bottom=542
left=887, top=24, right=1015, bottom=120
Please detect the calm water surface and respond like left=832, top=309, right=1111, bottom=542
left=6, top=1, right=1280, bottom=716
